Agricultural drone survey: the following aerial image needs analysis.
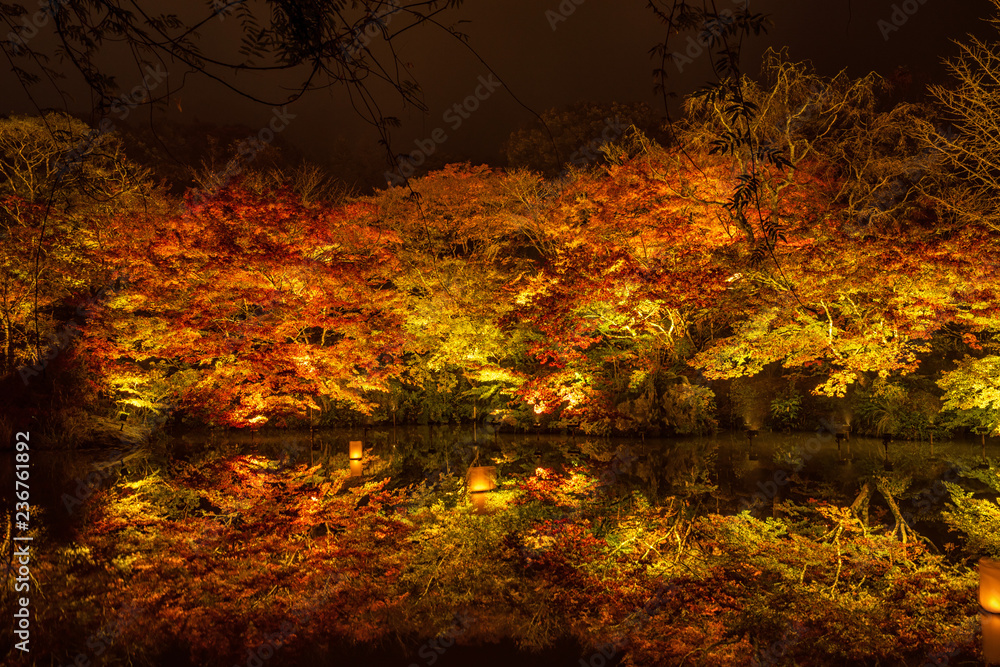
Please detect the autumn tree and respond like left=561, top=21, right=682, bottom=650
left=368, top=164, right=540, bottom=423
left=927, top=0, right=1000, bottom=232
left=84, top=183, right=406, bottom=427
left=658, top=52, right=1000, bottom=399
left=678, top=48, right=951, bottom=248
left=499, top=135, right=750, bottom=431
left=496, top=52, right=1000, bottom=430
left=939, top=355, right=1000, bottom=438
left=0, top=112, right=154, bottom=378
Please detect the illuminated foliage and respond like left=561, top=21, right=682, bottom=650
left=939, top=356, right=1000, bottom=436
left=0, top=112, right=154, bottom=376
left=6, top=47, right=998, bottom=436
left=28, top=448, right=981, bottom=666
left=86, top=184, right=405, bottom=426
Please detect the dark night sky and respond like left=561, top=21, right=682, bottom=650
left=2, top=0, right=996, bottom=175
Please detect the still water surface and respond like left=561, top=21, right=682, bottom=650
left=26, top=425, right=996, bottom=534
left=10, top=426, right=994, bottom=665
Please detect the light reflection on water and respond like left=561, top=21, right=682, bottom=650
left=20, top=426, right=997, bottom=543
left=162, top=425, right=995, bottom=499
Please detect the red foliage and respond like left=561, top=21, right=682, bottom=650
left=88, top=182, right=408, bottom=426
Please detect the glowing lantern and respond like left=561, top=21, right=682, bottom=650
left=349, top=440, right=363, bottom=460
left=984, top=612, right=1000, bottom=665
left=981, top=558, right=1000, bottom=664
left=981, top=559, right=1000, bottom=613
left=467, top=465, right=496, bottom=515
left=467, top=466, right=496, bottom=494
left=350, top=459, right=363, bottom=477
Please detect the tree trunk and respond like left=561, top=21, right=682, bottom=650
left=875, top=477, right=920, bottom=544
left=850, top=481, right=872, bottom=527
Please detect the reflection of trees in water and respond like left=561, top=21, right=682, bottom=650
left=163, top=427, right=995, bottom=513
left=378, top=431, right=731, bottom=504
left=582, top=441, right=720, bottom=503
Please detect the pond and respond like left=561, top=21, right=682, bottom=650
left=169, top=426, right=996, bottom=530
left=9, top=426, right=993, bottom=666
left=22, top=425, right=996, bottom=552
